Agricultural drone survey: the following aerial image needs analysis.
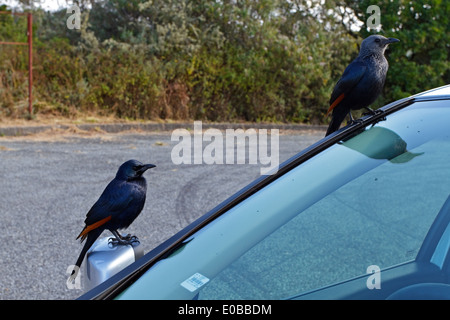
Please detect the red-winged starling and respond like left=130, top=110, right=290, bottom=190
left=325, top=35, right=399, bottom=136
left=69, top=159, right=155, bottom=282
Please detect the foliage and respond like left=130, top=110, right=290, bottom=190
left=0, top=0, right=448, bottom=122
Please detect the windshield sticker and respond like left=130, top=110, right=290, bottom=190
left=181, top=273, right=210, bottom=292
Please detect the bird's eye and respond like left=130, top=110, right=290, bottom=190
left=375, top=38, right=381, bottom=43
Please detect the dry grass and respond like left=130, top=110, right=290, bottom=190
left=0, top=110, right=325, bottom=142
left=0, top=112, right=152, bottom=141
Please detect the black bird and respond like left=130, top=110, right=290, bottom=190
left=69, top=159, right=156, bottom=281
left=325, top=35, right=399, bottom=136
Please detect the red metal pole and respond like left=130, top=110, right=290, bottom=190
left=28, top=13, right=33, bottom=116
left=0, top=11, right=33, bottom=117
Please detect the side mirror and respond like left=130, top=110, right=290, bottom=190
left=82, top=237, right=144, bottom=292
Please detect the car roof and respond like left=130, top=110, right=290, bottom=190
left=413, top=84, right=450, bottom=100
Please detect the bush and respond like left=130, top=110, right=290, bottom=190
left=1, top=1, right=448, bottom=123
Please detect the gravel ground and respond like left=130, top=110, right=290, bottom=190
left=0, top=126, right=325, bottom=300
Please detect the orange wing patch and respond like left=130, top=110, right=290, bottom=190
left=326, top=93, right=345, bottom=116
left=76, top=215, right=112, bottom=242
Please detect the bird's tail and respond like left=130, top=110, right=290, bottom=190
left=325, top=110, right=349, bottom=136
left=68, top=228, right=103, bottom=283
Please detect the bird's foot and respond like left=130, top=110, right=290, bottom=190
left=369, top=109, right=387, bottom=122
left=375, top=109, right=387, bottom=121
left=347, top=118, right=364, bottom=126
left=363, top=107, right=375, bottom=116
left=363, top=108, right=385, bottom=117
left=108, top=234, right=140, bottom=247
left=122, top=234, right=140, bottom=244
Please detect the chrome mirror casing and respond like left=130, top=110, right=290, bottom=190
left=82, top=237, right=144, bottom=292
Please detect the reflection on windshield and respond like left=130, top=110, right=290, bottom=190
left=341, top=126, right=424, bottom=163
left=116, top=100, right=450, bottom=300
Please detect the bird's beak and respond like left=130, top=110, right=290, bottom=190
left=137, top=164, right=156, bottom=175
left=386, top=38, right=400, bottom=45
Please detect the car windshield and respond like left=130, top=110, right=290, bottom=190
left=116, top=99, right=450, bottom=300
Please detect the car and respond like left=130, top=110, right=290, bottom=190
left=78, top=85, right=450, bottom=300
